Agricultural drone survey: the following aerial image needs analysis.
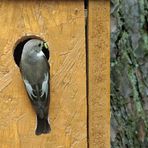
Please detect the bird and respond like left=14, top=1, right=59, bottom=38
left=19, top=38, right=51, bottom=135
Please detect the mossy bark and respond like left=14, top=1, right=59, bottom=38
left=111, top=0, right=148, bottom=147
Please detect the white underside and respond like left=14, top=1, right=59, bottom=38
left=37, top=51, right=44, bottom=57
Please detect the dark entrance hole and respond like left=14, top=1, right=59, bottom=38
left=13, top=35, right=49, bottom=67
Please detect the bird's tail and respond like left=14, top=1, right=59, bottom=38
left=35, top=115, right=51, bottom=135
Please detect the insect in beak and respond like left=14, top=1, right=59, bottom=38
left=44, top=42, right=48, bottom=49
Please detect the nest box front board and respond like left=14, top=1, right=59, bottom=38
left=0, top=1, right=87, bottom=147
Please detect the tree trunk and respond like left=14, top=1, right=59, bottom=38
left=111, top=0, right=148, bottom=147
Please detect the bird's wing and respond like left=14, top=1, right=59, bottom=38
left=23, top=73, right=49, bottom=102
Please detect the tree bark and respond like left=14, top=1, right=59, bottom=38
left=111, top=0, right=148, bottom=147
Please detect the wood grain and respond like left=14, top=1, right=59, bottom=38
left=88, top=1, right=110, bottom=148
left=0, top=0, right=87, bottom=147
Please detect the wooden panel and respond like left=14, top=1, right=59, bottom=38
left=88, top=1, right=110, bottom=148
left=0, top=0, right=87, bottom=147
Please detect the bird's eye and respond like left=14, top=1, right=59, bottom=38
left=38, top=43, right=41, bottom=47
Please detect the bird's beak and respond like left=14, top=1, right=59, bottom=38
left=44, top=42, right=48, bottom=49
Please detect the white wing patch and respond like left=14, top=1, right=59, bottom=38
left=24, top=79, right=37, bottom=100
left=41, top=73, right=49, bottom=98
left=23, top=73, right=49, bottom=100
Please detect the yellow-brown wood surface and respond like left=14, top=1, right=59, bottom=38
left=0, top=0, right=87, bottom=147
left=88, top=1, right=110, bottom=148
